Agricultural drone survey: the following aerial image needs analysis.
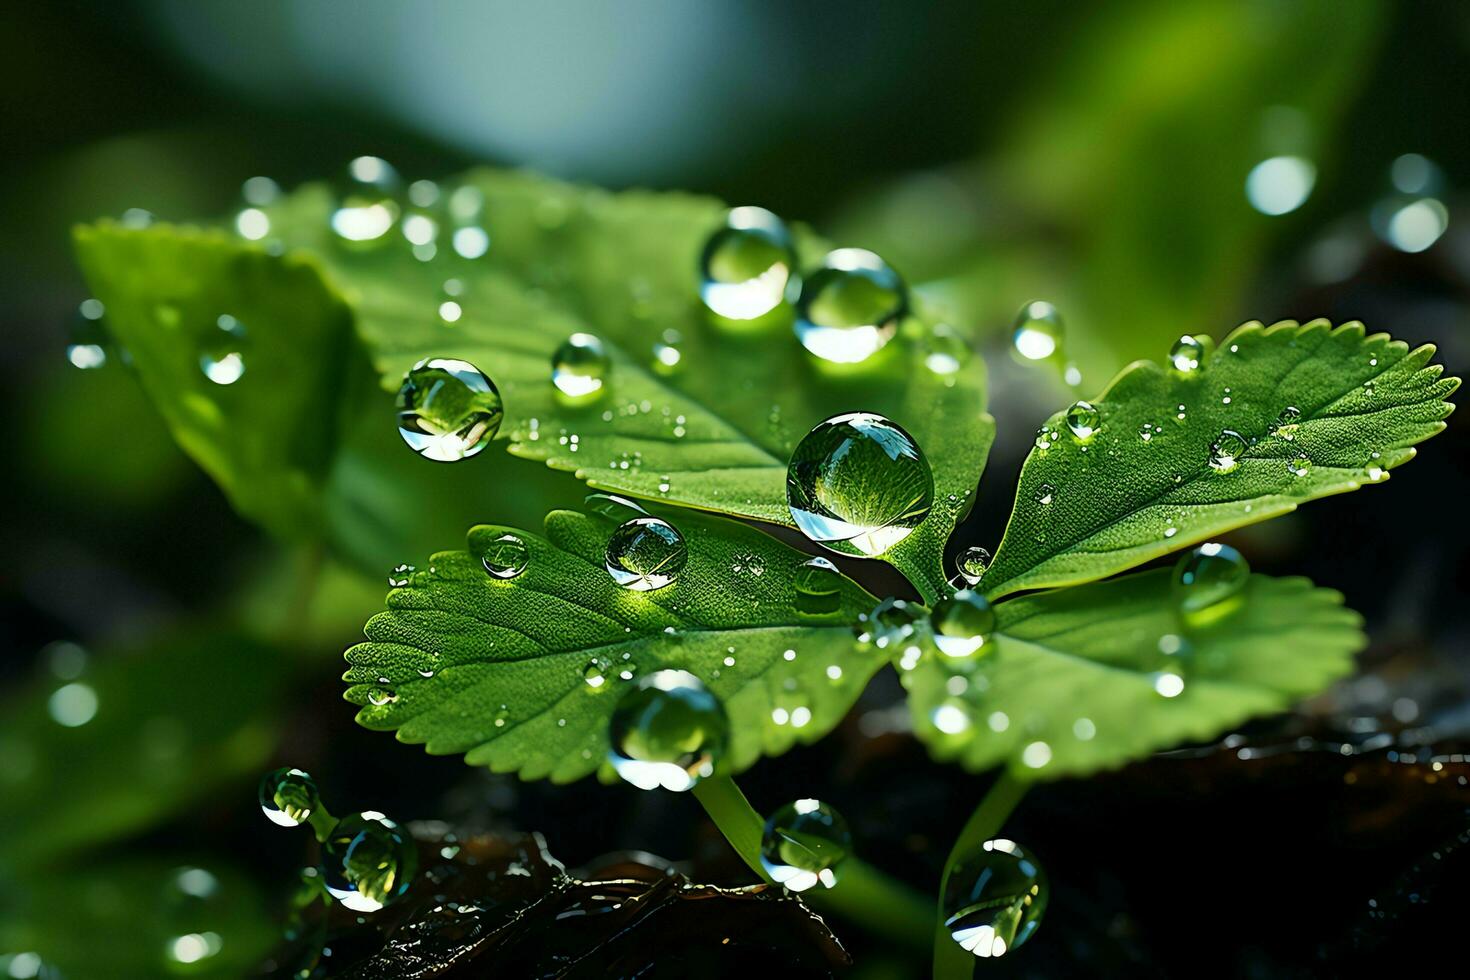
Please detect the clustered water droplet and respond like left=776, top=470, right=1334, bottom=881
left=396, top=358, right=503, bottom=461
left=786, top=412, right=934, bottom=557
left=760, top=798, right=853, bottom=892
left=943, top=839, right=1049, bottom=958
left=605, top=516, right=687, bottom=591
left=794, top=249, right=907, bottom=364
left=608, top=669, right=728, bottom=791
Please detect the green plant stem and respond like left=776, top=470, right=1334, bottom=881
left=933, top=772, right=1031, bottom=980
left=306, top=804, right=337, bottom=844
left=691, top=775, right=932, bottom=951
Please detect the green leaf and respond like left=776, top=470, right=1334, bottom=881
left=0, top=632, right=285, bottom=872
left=254, top=170, right=993, bottom=599
left=983, top=321, right=1458, bottom=598
left=903, top=570, right=1364, bottom=778
left=344, top=509, right=884, bottom=782
left=72, top=223, right=365, bottom=539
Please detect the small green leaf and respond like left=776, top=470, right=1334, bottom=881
left=72, top=223, right=365, bottom=539
left=255, top=170, right=992, bottom=599
left=344, top=509, right=883, bottom=782
left=0, top=631, right=285, bottom=871
left=983, top=321, right=1457, bottom=598
left=903, top=569, right=1364, bottom=778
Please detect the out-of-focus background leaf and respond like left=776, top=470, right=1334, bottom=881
left=3, top=1, right=1469, bottom=975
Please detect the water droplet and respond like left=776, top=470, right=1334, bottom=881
left=1064, top=401, right=1100, bottom=441
left=321, top=811, right=418, bottom=912
left=1246, top=155, right=1316, bottom=215
left=396, top=358, right=502, bottom=461
left=862, top=597, right=919, bottom=649
left=1172, top=542, right=1250, bottom=628
left=199, top=314, right=247, bottom=385
left=924, top=323, right=971, bottom=375
left=583, top=658, right=609, bottom=690
left=446, top=184, right=491, bottom=259
left=481, top=532, right=529, bottom=579
left=930, top=590, right=996, bottom=659
left=584, top=492, right=649, bottom=523
left=786, top=412, right=933, bottom=557
left=1033, top=425, right=1059, bottom=451
left=1288, top=455, right=1312, bottom=477
left=493, top=704, right=509, bottom=728
left=1271, top=405, right=1302, bottom=440
left=794, top=249, right=906, bottom=363
left=367, top=686, right=398, bottom=706
left=943, top=839, right=1048, bottom=959
left=699, top=206, right=797, bottom=320
left=67, top=299, right=109, bottom=369
left=259, top=767, right=319, bottom=827
left=605, top=517, right=687, bottom=591
left=730, top=552, right=766, bottom=577
left=331, top=156, right=401, bottom=246
left=1169, top=335, right=1204, bottom=372
left=388, top=563, right=414, bottom=587
left=608, top=670, right=727, bottom=791
left=1138, top=422, right=1155, bottom=443
left=1012, top=301, right=1063, bottom=361
left=1208, top=430, right=1248, bottom=473
left=956, top=546, right=991, bottom=586
left=651, top=328, right=684, bottom=376
left=1034, top=483, right=1055, bottom=506
left=551, top=333, right=609, bottom=400
left=794, top=557, right=843, bottom=615
left=760, top=798, right=852, bottom=892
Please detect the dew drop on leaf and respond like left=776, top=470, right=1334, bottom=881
left=863, top=597, right=920, bottom=649
left=331, top=156, right=401, bottom=246
left=607, top=670, right=728, bottom=792
left=479, top=533, right=529, bottom=579
left=551, top=332, right=609, bottom=400
left=1289, top=455, right=1312, bottom=477
left=199, top=314, right=247, bottom=385
left=1034, top=483, right=1055, bottom=506
left=1169, top=335, right=1204, bottom=373
left=1011, top=301, right=1063, bottom=361
left=604, top=517, right=687, bottom=591
left=943, top=839, right=1049, bottom=959
left=794, top=249, right=906, bottom=363
left=698, top=206, right=798, bottom=321
left=1064, top=400, right=1100, bottom=441
left=387, top=563, right=414, bottom=588
left=320, top=811, right=417, bottom=912
left=395, top=357, right=503, bottom=462
left=651, top=328, right=684, bottom=376
left=1208, top=429, right=1248, bottom=473
left=793, top=556, right=842, bottom=615
left=760, top=798, right=853, bottom=892
left=956, top=546, right=991, bottom=586
left=258, top=767, right=319, bottom=827
left=1271, top=405, right=1302, bottom=440
left=367, top=686, right=398, bottom=706
left=1172, top=542, right=1250, bottom=629
left=930, top=590, right=996, bottom=659
left=786, top=412, right=933, bottom=557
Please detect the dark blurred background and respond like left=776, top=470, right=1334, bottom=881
left=1, top=1, right=1468, bottom=977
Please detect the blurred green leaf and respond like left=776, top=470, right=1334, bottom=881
left=0, top=860, right=277, bottom=979
left=983, top=321, right=1457, bottom=598
left=0, top=631, right=285, bottom=871
left=345, top=509, right=882, bottom=783
left=904, top=570, right=1364, bottom=778
left=255, top=169, right=993, bottom=600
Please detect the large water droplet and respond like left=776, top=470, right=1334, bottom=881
left=1208, top=430, right=1248, bottom=473
left=481, top=532, right=529, bottom=579
left=396, top=358, right=503, bottom=461
left=551, top=333, right=609, bottom=400
left=943, top=839, right=1048, bottom=959
left=608, top=669, right=728, bottom=791
left=794, top=249, right=906, bottom=363
left=199, top=314, right=247, bottom=385
left=321, top=811, right=418, bottom=912
left=1172, top=542, right=1249, bottom=628
left=259, top=767, right=319, bottom=827
left=930, top=590, right=996, bottom=659
left=760, top=798, right=852, bottom=892
left=794, top=556, right=842, bottom=615
left=786, top=412, right=933, bottom=557
left=956, top=546, right=991, bottom=586
left=1169, top=335, right=1204, bottom=373
left=1064, top=401, right=1100, bottom=441
left=699, top=206, right=798, bottom=320
left=331, top=156, right=401, bottom=246
left=605, top=517, right=687, bottom=591
left=1012, top=301, right=1063, bottom=361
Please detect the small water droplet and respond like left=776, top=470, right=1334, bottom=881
left=1064, top=401, right=1100, bottom=441
left=1138, top=422, right=1155, bottom=443
left=258, top=767, right=319, bottom=827
left=494, top=704, right=509, bottom=727
left=605, top=517, right=687, bottom=591
left=331, top=156, right=401, bottom=246
left=199, top=314, right=248, bottom=385
left=1034, top=425, right=1059, bottom=451
left=699, top=206, right=797, bottom=320
left=1034, top=483, right=1055, bottom=506
left=367, top=686, right=398, bottom=706
left=552, top=333, right=609, bottom=400
left=651, top=328, right=684, bottom=376
left=786, top=413, right=933, bottom=557
left=396, top=358, right=502, bottom=461
left=608, top=670, right=727, bottom=791
left=481, top=532, right=529, bottom=579
left=1208, top=430, right=1248, bottom=473
left=1169, top=335, right=1204, bottom=373
left=321, top=811, right=417, bottom=912
left=924, top=323, right=971, bottom=375
left=1172, top=542, right=1249, bottom=628
left=1012, top=301, right=1063, bottom=361
left=794, top=249, right=906, bottom=363
left=943, top=839, right=1048, bottom=958
left=1289, top=455, right=1312, bottom=477
left=1271, top=405, right=1302, bottom=440
left=760, top=799, right=852, bottom=892
left=794, top=556, right=842, bottom=615
left=388, top=563, right=414, bottom=587
left=864, top=597, right=920, bottom=649
left=930, top=590, right=996, bottom=659
left=956, top=546, right=991, bottom=586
